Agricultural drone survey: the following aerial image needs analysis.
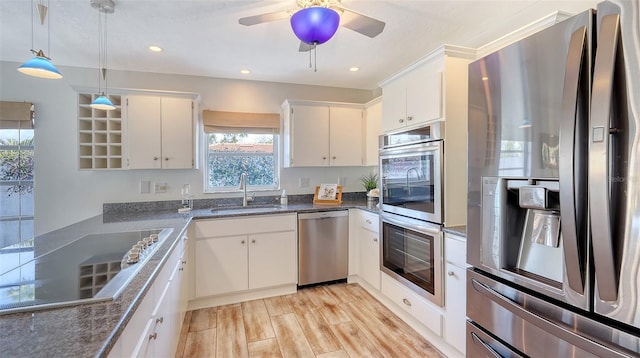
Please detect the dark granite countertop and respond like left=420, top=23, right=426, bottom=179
left=0, top=198, right=378, bottom=358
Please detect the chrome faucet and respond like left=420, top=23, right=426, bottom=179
left=406, top=167, right=420, bottom=195
left=239, top=172, right=248, bottom=207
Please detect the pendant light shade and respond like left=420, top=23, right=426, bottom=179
left=17, top=1, right=63, bottom=79
left=90, top=0, right=116, bottom=111
left=17, top=50, right=63, bottom=79
left=90, top=93, right=115, bottom=110
left=290, top=6, right=340, bottom=45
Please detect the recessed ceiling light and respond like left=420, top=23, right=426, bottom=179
left=240, top=69, right=251, bottom=74
left=148, top=45, right=163, bottom=52
left=349, top=67, right=359, bottom=72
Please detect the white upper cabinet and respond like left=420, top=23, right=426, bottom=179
left=364, top=97, right=382, bottom=166
left=125, top=94, right=196, bottom=169
left=282, top=100, right=364, bottom=167
left=381, top=66, right=442, bottom=132
left=380, top=45, right=474, bottom=134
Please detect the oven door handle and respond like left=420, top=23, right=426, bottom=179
left=381, top=214, right=441, bottom=236
left=471, top=278, right=626, bottom=357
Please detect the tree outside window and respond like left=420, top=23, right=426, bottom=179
left=206, top=132, right=279, bottom=191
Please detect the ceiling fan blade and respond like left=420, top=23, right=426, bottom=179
left=338, top=7, right=385, bottom=38
left=299, top=42, right=316, bottom=52
left=239, top=11, right=290, bottom=26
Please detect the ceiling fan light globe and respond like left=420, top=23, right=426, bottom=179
left=290, top=6, right=340, bottom=45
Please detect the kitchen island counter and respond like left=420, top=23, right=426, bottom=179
left=0, top=199, right=375, bottom=358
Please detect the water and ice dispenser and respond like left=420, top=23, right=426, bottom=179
left=481, top=177, right=564, bottom=287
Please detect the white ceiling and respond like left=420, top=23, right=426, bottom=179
left=1, top=0, right=599, bottom=90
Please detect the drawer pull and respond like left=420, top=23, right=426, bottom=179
left=448, top=271, right=455, bottom=276
left=241, top=240, right=245, bottom=244
left=402, top=298, right=412, bottom=307
left=182, top=260, right=187, bottom=264
left=149, top=332, right=157, bottom=340
left=179, top=267, right=184, bottom=271
left=252, top=239, right=256, bottom=244
left=365, top=219, right=372, bottom=224
left=156, top=317, right=164, bottom=324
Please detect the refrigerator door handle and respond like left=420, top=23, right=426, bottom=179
left=559, top=25, right=587, bottom=295
left=470, top=278, right=623, bottom=357
left=470, top=332, right=504, bottom=358
left=589, top=13, right=621, bottom=302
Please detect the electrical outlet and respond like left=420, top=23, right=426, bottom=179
left=140, top=180, right=151, bottom=194
left=299, top=177, right=310, bottom=188
left=154, top=182, right=167, bottom=193
left=338, top=177, right=347, bottom=186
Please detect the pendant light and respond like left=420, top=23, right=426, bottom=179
left=90, top=0, right=116, bottom=111
left=17, top=0, right=63, bottom=79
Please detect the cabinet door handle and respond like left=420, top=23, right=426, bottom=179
left=241, top=240, right=245, bottom=244
left=448, top=271, right=455, bottom=277
left=153, top=157, right=159, bottom=161
left=148, top=333, right=157, bottom=341
left=332, top=156, right=336, bottom=160
left=399, top=118, right=404, bottom=123
left=365, top=219, right=372, bottom=224
left=156, top=316, right=164, bottom=324
left=182, top=260, right=187, bottom=264
left=165, top=157, right=169, bottom=161
left=251, top=239, right=256, bottom=244
left=322, top=156, right=327, bottom=160
left=402, top=298, right=412, bottom=307
left=373, top=238, right=378, bottom=242
left=407, top=116, right=413, bottom=121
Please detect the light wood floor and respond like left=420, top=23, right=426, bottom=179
left=175, top=283, right=445, bottom=358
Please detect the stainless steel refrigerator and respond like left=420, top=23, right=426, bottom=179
left=466, top=0, right=640, bottom=356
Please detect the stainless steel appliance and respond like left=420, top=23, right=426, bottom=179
left=380, top=213, right=443, bottom=306
left=379, top=122, right=444, bottom=224
left=467, top=0, right=640, bottom=355
left=298, top=210, right=348, bottom=286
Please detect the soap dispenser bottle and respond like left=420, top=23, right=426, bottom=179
left=280, top=190, right=288, bottom=205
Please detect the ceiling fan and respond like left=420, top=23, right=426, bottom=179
left=238, top=0, right=386, bottom=52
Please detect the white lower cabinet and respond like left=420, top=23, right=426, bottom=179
left=194, top=214, right=297, bottom=298
left=109, top=234, right=189, bottom=358
left=443, top=232, right=468, bottom=355
left=381, top=273, right=443, bottom=336
left=357, top=210, right=380, bottom=290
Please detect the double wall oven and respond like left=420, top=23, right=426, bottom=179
left=379, top=123, right=444, bottom=306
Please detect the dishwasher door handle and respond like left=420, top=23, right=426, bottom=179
left=298, top=210, right=348, bottom=220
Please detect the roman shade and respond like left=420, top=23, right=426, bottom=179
left=203, top=110, right=280, bottom=134
left=0, top=102, right=34, bottom=129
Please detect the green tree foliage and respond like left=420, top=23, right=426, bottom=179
left=0, top=138, right=34, bottom=195
left=208, top=154, right=274, bottom=187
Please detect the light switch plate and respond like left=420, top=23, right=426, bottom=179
left=140, top=180, right=151, bottom=194
left=154, top=182, right=167, bottom=193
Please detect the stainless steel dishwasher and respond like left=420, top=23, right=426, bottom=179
left=298, top=210, right=349, bottom=286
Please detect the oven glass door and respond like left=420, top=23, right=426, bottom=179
left=380, top=141, right=442, bottom=223
left=381, top=215, right=442, bottom=306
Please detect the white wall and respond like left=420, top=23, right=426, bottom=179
left=0, top=61, right=378, bottom=235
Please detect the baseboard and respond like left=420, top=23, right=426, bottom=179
left=187, top=284, right=297, bottom=310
